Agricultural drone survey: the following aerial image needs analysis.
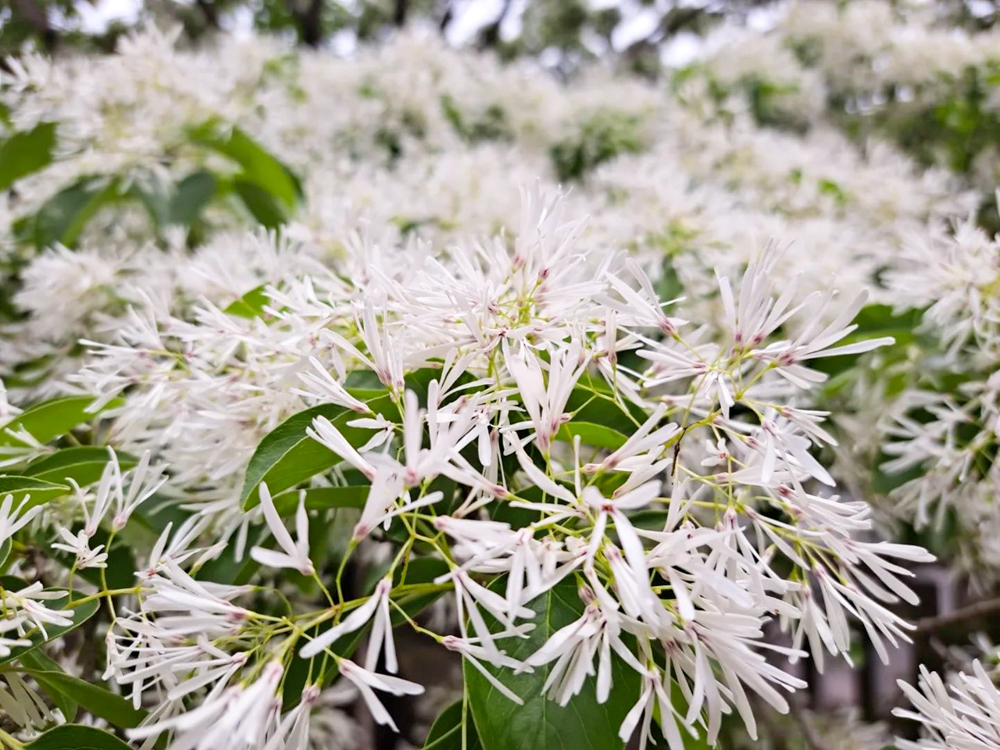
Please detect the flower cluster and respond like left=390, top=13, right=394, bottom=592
left=0, top=8, right=994, bottom=750
left=25, top=188, right=930, bottom=750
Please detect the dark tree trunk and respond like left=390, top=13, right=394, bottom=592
left=393, top=0, right=409, bottom=28
left=10, top=0, right=59, bottom=52
left=294, top=0, right=324, bottom=47
left=478, top=0, right=512, bottom=49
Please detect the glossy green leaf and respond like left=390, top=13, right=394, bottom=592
left=556, top=421, right=629, bottom=450
left=18, top=649, right=78, bottom=721
left=0, top=396, right=118, bottom=447
left=0, top=537, right=11, bottom=569
left=169, top=170, right=218, bottom=226
left=25, top=447, right=136, bottom=487
left=234, top=179, right=287, bottom=228
left=190, top=122, right=301, bottom=208
left=27, top=725, right=132, bottom=750
left=23, top=668, right=146, bottom=728
left=124, top=172, right=173, bottom=232
left=0, top=122, right=57, bottom=191
left=194, top=545, right=262, bottom=586
left=32, top=176, right=119, bottom=249
left=224, top=284, right=270, bottom=318
left=271, top=486, right=368, bottom=515
left=465, top=578, right=640, bottom=750
left=424, top=699, right=482, bottom=750
left=240, top=390, right=395, bottom=510
left=567, top=376, right=646, bottom=435
left=0, top=475, right=70, bottom=507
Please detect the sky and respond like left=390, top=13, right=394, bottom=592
left=74, top=0, right=143, bottom=33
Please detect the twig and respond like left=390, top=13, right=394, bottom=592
left=752, top=693, right=828, bottom=750
left=914, top=596, right=1000, bottom=635
left=439, top=1, right=453, bottom=35
left=788, top=695, right=830, bottom=750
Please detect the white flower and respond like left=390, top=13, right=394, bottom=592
left=895, top=661, right=1000, bottom=750
left=503, top=340, right=587, bottom=453
left=51, top=527, right=109, bottom=568
left=84, top=449, right=167, bottom=535
left=0, top=583, right=73, bottom=639
left=337, top=659, right=423, bottom=733
left=442, top=631, right=529, bottom=705
left=307, top=417, right=378, bottom=480
left=619, top=668, right=699, bottom=750
left=128, top=661, right=284, bottom=749
left=137, top=559, right=252, bottom=638
left=452, top=570, right=534, bottom=660
left=0, top=619, right=30, bottom=658
left=299, top=577, right=395, bottom=670
left=263, top=683, right=321, bottom=750
left=523, top=598, right=646, bottom=706
left=140, top=516, right=226, bottom=578
left=754, top=290, right=895, bottom=387
left=293, top=356, right=371, bottom=413
left=0, top=493, right=44, bottom=547
left=250, top=483, right=315, bottom=576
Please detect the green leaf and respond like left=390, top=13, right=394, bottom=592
left=424, top=699, right=482, bottom=750
left=224, top=284, right=270, bottom=318
left=567, top=377, right=645, bottom=435
left=556, top=422, right=628, bottom=450
left=0, top=122, right=57, bottom=191
left=0, top=396, right=117, bottom=447
left=233, top=179, right=288, bottom=228
left=32, top=176, right=119, bottom=249
left=0, top=475, right=70, bottom=507
left=194, top=543, right=262, bottom=586
left=24, top=447, right=136, bottom=487
left=271, top=486, right=368, bottom=515
left=18, top=649, right=78, bottom=721
left=22, top=668, right=145, bottom=729
left=465, top=578, right=640, bottom=750
left=190, top=122, right=301, bottom=208
left=169, top=170, right=218, bottom=226
left=240, top=391, right=395, bottom=510
left=0, top=537, right=10, bottom=569
left=27, top=725, right=132, bottom=750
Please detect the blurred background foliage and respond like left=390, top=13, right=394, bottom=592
left=4, top=0, right=995, bottom=63
left=3, top=0, right=997, bottom=205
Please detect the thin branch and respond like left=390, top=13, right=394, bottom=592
left=752, top=693, right=828, bottom=750
left=439, top=1, right=453, bottom=35
left=914, top=596, right=1000, bottom=635
left=788, top=695, right=830, bottom=750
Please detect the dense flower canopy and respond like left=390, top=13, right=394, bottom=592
left=0, top=3, right=998, bottom=749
